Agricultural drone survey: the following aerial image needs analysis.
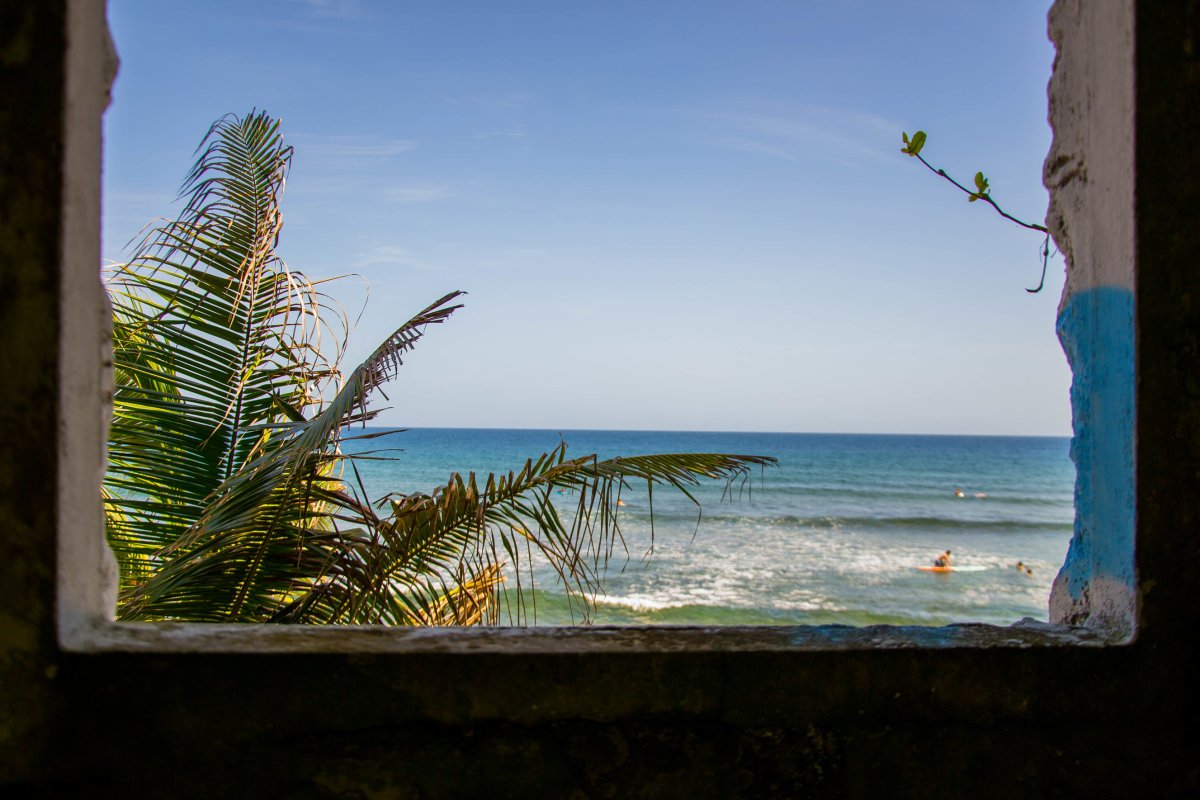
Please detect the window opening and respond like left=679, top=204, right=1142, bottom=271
left=58, top=1, right=1132, bottom=652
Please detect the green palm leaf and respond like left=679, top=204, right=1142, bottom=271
left=261, top=447, right=775, bottom=625
left=106, top=113, right=332, bottom=556
left=117, top=293, right=464, bottom=621
left=105, top=110, right=778, bottom=626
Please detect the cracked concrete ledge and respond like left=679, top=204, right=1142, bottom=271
left=61, top=618, right=1112, bottom=654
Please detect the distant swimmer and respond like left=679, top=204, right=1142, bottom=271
left=616, top=499, right=626, bottom=507
left=954, top=487, right=965, bottom=498
left=933, top=549, right=953, bottom=568
left=974, top=492, right=988, bottom=499
left=1015, top=560, right=1033, bottom=576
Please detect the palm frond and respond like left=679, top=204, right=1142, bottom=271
left=115, top=292, right=465, bottom=621
left=105, top=111, right=338, bottom=572
left=261, top=445, right=776, bottom=625
left=104, top=110, right=778, bottom=627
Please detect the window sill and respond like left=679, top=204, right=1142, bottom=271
left=59, top=617, right=1114, bottom=654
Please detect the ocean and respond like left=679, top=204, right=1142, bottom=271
left=340, top=428, right=1074, bottom=627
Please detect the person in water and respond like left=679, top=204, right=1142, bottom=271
left=933, top=550, right=952, bottom=568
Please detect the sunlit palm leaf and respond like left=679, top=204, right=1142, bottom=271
left=117, top=293, right=464, bottom=621
left=104, top=110, right=778, bottom=626
left=106, top=111, right=342, bottom=612
left=265, top=446, right=775, bottom=625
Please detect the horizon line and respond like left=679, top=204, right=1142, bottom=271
left=352, top=424, right=1072, bottom=439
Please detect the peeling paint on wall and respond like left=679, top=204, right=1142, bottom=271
left=1044, top=0, right=1136, bottom=639
left=1051, top=286, right=1135, bottom=636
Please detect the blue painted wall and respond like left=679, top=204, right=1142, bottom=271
left=1054, top=286, right=1136, bottom=623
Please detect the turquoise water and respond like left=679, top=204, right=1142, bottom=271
left=340, top=428, right=1074, bottom=626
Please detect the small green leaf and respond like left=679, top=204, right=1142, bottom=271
left=900, top=130, right=926, bottom=156
left=968, top=194, right=979, bottom=203
left=909, top=130, right=926, bottom=156
left=974, top=171, right=989, bottom=193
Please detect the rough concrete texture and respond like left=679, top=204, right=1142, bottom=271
left=0, top=0, right=68, bottom=782
left=59, top=618, right=1105, bottom=655
left=1133, top=0, right=1200, bottom=649
left=56, top=0, right=120, bottom=648
left=1044, top=0, right=1135, bottom=299
left=2, top=1, right=1199, bottom=797
left=1052, top=288, right=1135, bottom=636
left=1044, top=0, right=1138, bottom=636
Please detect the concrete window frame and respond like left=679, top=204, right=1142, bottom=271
left=56, top=0, right=1134, bottom=655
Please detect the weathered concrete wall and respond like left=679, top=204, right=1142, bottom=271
left=1045, top=0, right=1137, bottom=637
left=2, top=1, right=1198, bottom=797
left=0, top=0, right=69, bottom=780
left=56, top=0, right=120, bottom=649
left=1133, top=0, right=1200, bottom=648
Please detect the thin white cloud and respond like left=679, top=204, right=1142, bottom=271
left=708, top=137, right=799, bottom=162
left=297, top=0, right=366, bottom=19
left=454, top=91, right=535, bottom=111
left=385, top=185, right=454, bottom=203
left=219, top=6, right=377, bottom=36
left=696, top=102, right=904, bottom=168
left=473, top=126, right=526, bottom=141
left=290, top=133, right=418, bottom=161
left=353, top=246, right=443, bottom=271
left=349, top=243, right=548, bottom=276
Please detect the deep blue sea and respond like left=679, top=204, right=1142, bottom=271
left=340, top=428, right=1074, bottom=626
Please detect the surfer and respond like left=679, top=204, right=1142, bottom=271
left=933, top=549, right=952, bottom=568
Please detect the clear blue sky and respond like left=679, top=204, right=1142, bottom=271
left=103, top=0, right=1066, bottom=435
